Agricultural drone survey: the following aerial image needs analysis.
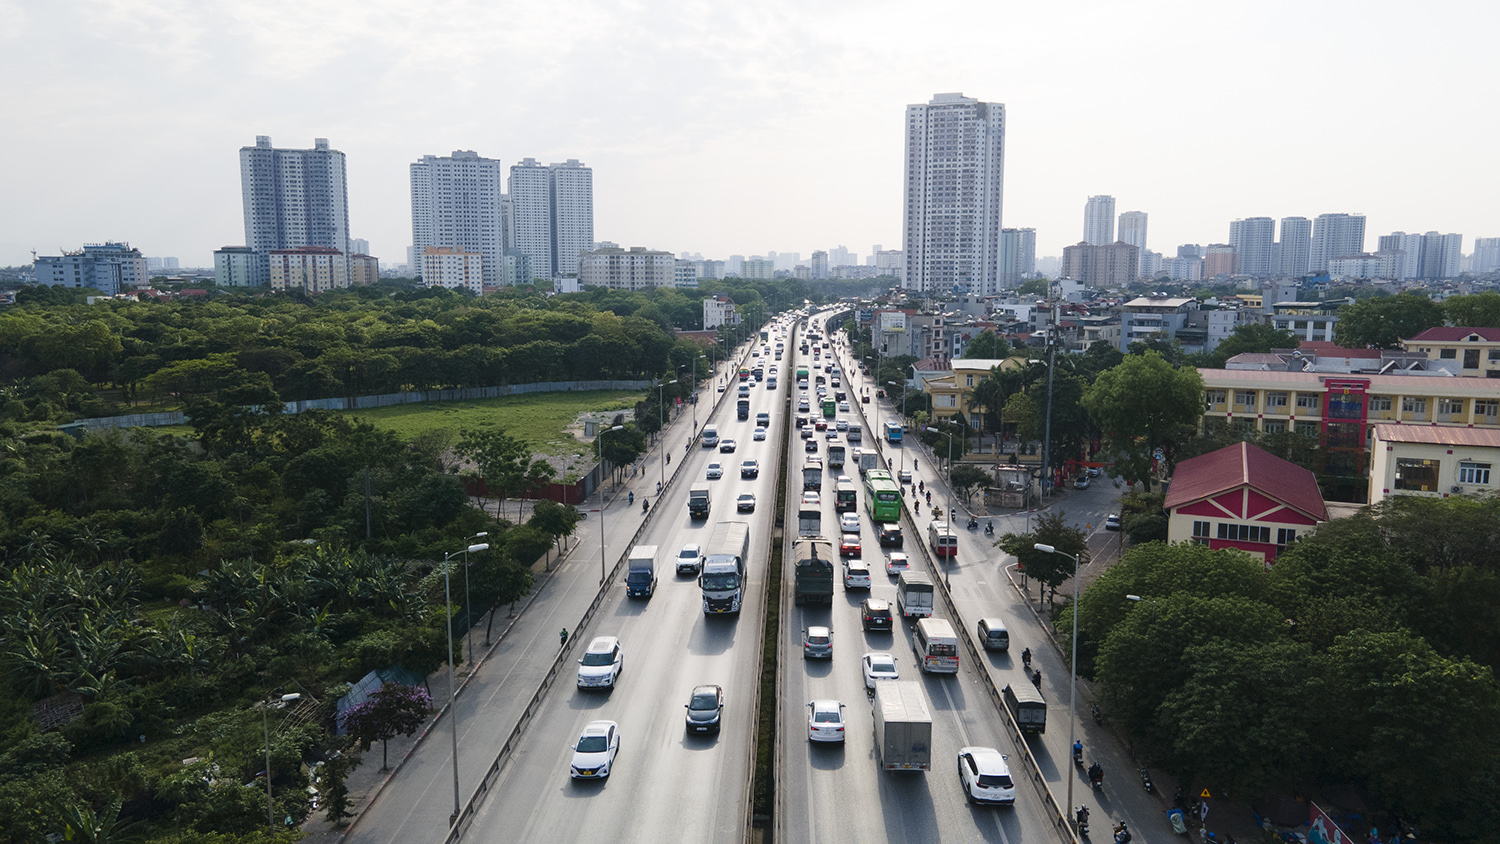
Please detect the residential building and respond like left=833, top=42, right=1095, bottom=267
left=829, top=245, right=853, bottom=268
left=915, top=357, right=1022, bottom=428
left=502, top=249, right=533, bottom=286
left=1163, top=442, right=1326, bottom=563
left=550, top=159, right=593, bottom=277
left=34, top=242, right=150, bottom=296
left=1474, top=237, right=1500, bottom=274
left=146, top=257, right=180, bottom=271
left=741, top=257, right=775, bottom=279
left=703, top=295, right=739, bottom=330
left=1178, top=244, right=1206, bottom=259
left=1083, top=195, right=1115, bottom=245
left=999, top=228, right=1035, bottom=288
left=1270, top=300, right=1345, bottom=343
left=726, top=255, right=745, bottom=277
left=1203, top=243, right=1237, bottom=279
left=1061, top=241, right=1139, bottom=288
left=1140, top=250, right=1163, bottom=279
left=1228, top=217, right=1275, bottom=277
left=348, top=253, right=379, bottom=286
left=239, top=136, right=350, bottom=261
left=1309, top=212, right=1366, bottom=272
left=508, top=157, right=596, bottom=281
left=410, top=150, right=505, bottom=287
left=421, top=246, right=483, bottom=294
left=1161, top=255, right=1202, bottom=281
left=1118, top=297, right=1199, bottom=351
left=695, top=259, right=725, bottom=280
left=674, top=260, right=699, bottom=288
left=1118, top=211, right=1147, bottom=253
left=349, top=238, right=369, bottom=255
left=269, top=246, right=348, bottom=294
left=578, top=245, right=675, bottom=290
left=1278, top=217, right=1312, bottom=277
left=875, top=249, right=905, bottom=279
left=901, top=92, right=1006, bottom=294
left=1327, top=252, right=1400, bottom=280
left=1376, top=231, right=1423, bottom=280
left=810, top=250, right=829, bottom=279
left=1403, top=326, right=1500, bottom=377
left=214, top=246, right=269, bottom=287
left=1077, top=314, right=1122, bottom=349
left=1368, top=425, right=1500, bottom=504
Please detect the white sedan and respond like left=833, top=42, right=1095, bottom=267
left=807, top=699, right=846, bottom=743
left=753, top=426, right=767, bottom=441
left=839, top=512, right=861, bottom=533
left=569, top=720, right=620, bottom=779
left=862, top=652, right=900, bottom=689
left=705, top=463, right=723, bottom=479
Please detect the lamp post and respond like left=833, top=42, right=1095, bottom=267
left=597, top=424, right=624, bottom=585
left=696, top=355, right=707, bottom=433
left=658, top=379, right=677, bottom=489
left=460, top=535, right=489, bottom=662
left=263, top=691, right=301, bottom=831
left=1036, top=542, right=1082, bottom=832
left=888, top=380, right=907, bottom=475
left=442, top=541, right=486, bottom=823
left=865, top=355, right=878, bottom=446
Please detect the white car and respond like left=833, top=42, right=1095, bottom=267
left=838, top=401, right=851, bottom=412
left=862, top=652, right=900, bottom=689
left=569, top=720, right=620, bottom=779
left=676, top=543, right=703, bottom=575
left=705, top=462, right=723, bottom=479
left=843, top=559, right=871, bottom=589
left=839, top=512, right=861, bottom=533
left=957, top=746, right=1017, bottom=805
left=576, top=636, right=623, bottom=689
left=807, top=699, right=846, bottom=743
left=885, top=552, right=910, bottom=576
left=753, top=426, right=767, bottom=441
left=836, top=419, right=849, bottom=432
left=801, top=492, right=821, bottom=506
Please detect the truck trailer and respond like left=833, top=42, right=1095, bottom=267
left=873, top=680, right=933, bottom=771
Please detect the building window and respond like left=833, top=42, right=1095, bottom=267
left=1439, top=348, right=1457, bottom=359
left=1192, top=520, right=1211, bottom=545
left=1394, top=458, right=1440, bottom=492
left=1369, top=396, right=1392, bottom=412
left=1439, top=398, right=1465, bottom=416
left=1488, top=350, right=1500, bottom=361
left=1295, top=420, right=1321, bottom=438
left=1402, top=397, right=1427, bottom=415
left=1266, top=392, right=1288, bottom=408
left=1458, top=462, right=1491, bottom=485
left=1277, top=528, right=1298, bottom=546
left=1295, top=393, right=1319, bottom=409
left=1235, top=391, right=1257, bottom=408
left=1476, top=400, right=1499, bottom=420
left=1262, top=420, right=1287, bottom=434
left=1217, top=523, right=1270, bottom=543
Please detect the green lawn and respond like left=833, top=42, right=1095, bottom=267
left=346, top=389, right=643, bottom=456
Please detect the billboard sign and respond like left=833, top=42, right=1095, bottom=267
left=880, top=311, right=907, bottom=333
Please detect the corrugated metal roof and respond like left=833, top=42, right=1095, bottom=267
left=1199, top=368, right=1500, bottom=392
left=1371, top=424, right=1500, bottom=448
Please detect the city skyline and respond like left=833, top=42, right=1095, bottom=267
left=2, top=1, right=1497, bottom=270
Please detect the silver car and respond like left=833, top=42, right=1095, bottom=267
left=802, top=626, right=833, bottom=659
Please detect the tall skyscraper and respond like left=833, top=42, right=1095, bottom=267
left=810, top=250, right=829, bottom=279
left=1000, top=227, right=1036, bottom=287
left=1084, top=195, right=1116, bottom=245
left=1309, top=212, right=1366, bottom=272
left=1474, top=237, right=1500, bottom=274
left=549, top=159, right=593, bottom=277
left=1203, top=244, right=1238, bottom=278
left=411, top=150, right=505, bottom=286
left=901, top=92, right=1006, bottom=294
left=508, top=159, right=553, bottom=278
left=239, top=136, right=350, bottom=258
left=1377, top=232, right=1424, bottom=280
left=1277, top=217, right=1312, bottom=277
left=1228, top=217, right=1275, bottom=276
left=1420, top=232, right=1462, bottom=280
left=1118, top=211, right=1148, bottom=252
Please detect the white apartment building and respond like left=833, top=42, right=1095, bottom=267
left=674, top=260, right=699, bottom=288
left=1000, top=227, right=1035, bottom=288
left=876, top=249, right=905, bottom=279
left=1328, top=252, right=1400, bottom=281
left=239, top=136, right=350, bottom=260
left=1084, top=195, right=1115, bottom=245
left=1229, top=217, right=1275, bottom=277
left=411, top=150, right=505, bottom=287
left=578, top=246, right=674, bottom=290
left=810, top=250, right=829, bottom=279
left=1277, top=217, right=1313, bottom=277
left=422, top=246, right=484, bottom=294
left=550, top=159, right=594, bottom=277
left=1310, top=213, right=1366, bottom=273
left=1118, top=211, right=1148, bottom=252
left=703, top=295, right=739, bottom=330
left=901, top=92, right=1006, bottom=295
left=509, top=159, right=554, bottom=280
left=269, top=247, right=348, bottom=294
left=35, top=242, right=150, bottom=296
left=741, top=257, right=775, bottom=279
left=214, top=246, right=269, bottom=287
left=1475, top=238, right=1500, bottom=274
left=350, top=238, right=369, bottom=255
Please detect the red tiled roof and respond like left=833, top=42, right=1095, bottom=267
left=1407, top=326, right=1500, bottom=342
left=1164, top=442, right=1326, bottom=521
left=1298, top=341, right=1381, bottom=359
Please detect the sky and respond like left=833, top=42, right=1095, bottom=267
left=3, top=0, right=1498, bottom=269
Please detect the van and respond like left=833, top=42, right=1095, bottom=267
left=896, top=571, right=934, bottom=619
left=976, top=618, right=1010, bottom=651
left=701, top=425, right=719, bottom=447
left=911, top=618, right=959, bottom=673
left=738, top=384, right=750, bottom=398
left=1003, top=682, right=1047, bottom=734
left=847, top=424, right=862, bottom=443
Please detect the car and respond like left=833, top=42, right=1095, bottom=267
left=801, top=492, right=821, bottom=506
left=1073, top=476, right=1090, bottom=490
left=861, top=598, right=894, bottom=632
left=569, top=720, right=621, bottom=779
left=807, top=699, right=846, bottom=743
left=839, top=512, right=861, bottom=533
left=1105, top=513, right=1121, bottom=531
left=795, top=415, right=807, bottom=428
left=684, top=684, right=723, bottom=734
left=886, top=552, right=911, bottom=576
left=576, top=636, right=623, bottom=689
left=838, top=401, right=851, bottom=412
left=720, top=439, right=737, bottom=453
left=814, top=419, right=828, bottom=431
left=718, top=384, right=726, bottom=392
left=1087, top=466, right=1101, bottom=478
left=839, top=533, right=862, bottom=556
left=802, top=626, right=833, bottom=659
left=804, top=439, right=818, bottom=453
left=957, top=747, right=1017, bottom=805
left=862, top=395, right=870, bottom=404
left=862, top=652, right=900, bottom=688
left=741, top=459, right=760, bottom=478
left=878, top=523, right=904, bottom=548
left=843, top=559, right=872, bottom=589
left=705, top=462, right=723, bottom=479
left=737, top=492, right=757, bottom=512
left=676, top=543, right=704, bottom=574
left=798, top=399, right=810, bottom=412
left=977, top=617, right=1010, bottom=651
left=800, top=426, right=814, bottom=440
left=753, top=426, right=767, bottom=441
left=898, top=469, right=912, bottom=484
left=835, top=389, right=847, bottom=401
left=825, top=430, right=839, bottom=441
left=836, top=419, right=849, bottom=432
left=832, top=378, right=842, bottom=389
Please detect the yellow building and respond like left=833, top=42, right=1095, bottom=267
left=1401, top=327, right=1500, bottom=378
left=917, top=357, right=1024, bottom=427
left=1368, top=424, right=1500, bottom=504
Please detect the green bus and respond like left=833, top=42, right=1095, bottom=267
left=822, top=398, right=836, bottom=418
left=863, top=470, right=901, bottom=523
left=795, top=365, right=809, bottom=384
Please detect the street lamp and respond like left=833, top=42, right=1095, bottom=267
left=460, top=535, right=489, bottom=661
left=1035, top=542, right=1082, bottom=832
left=263, top=691, right=301, bottom=831
left=443, top=541, right=488, bottom=822
left=658, top=379, right=677, bottom=489
left=696, top=355, right=707, bottom=434
left=597, top=424, right=625, bottom=584
left=888, top=380, right=906, bottom=475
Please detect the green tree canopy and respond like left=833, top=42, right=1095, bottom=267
left=961, top=331, right=1010, bottom=360
left=1082, top=352, right=1204, bottom=490
left=1332, top=293, right=1445, bottom=349
left=1443, top=291, right=1500, bottom=327
left=1199, top=321, right=1301, bottom=368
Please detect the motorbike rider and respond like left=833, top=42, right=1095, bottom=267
left=642, top=498, right=649, bottom=514
left=1076, top=806, right=1090, bottom=830
left=628, top=491, right=634, bottom=505
left=1021, top=647, right=1032, bottom=668
left=1113, top=822, right=1131, bottom=844
left=985, top=519, right=995, bottom=535
left=1088, top=761, right=1104, bottom=786
left=1073, top=740, right=1084, bottom=763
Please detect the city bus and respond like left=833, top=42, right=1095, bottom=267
left=822, top=398, right=836, bottom=419
left=795, top=365, right=809, bottom=384
left=863, top=470, right=902, bottom=523
left=884, top=421, right=903, bottom=443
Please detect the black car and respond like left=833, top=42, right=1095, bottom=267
left=878, top=523, right=904, bottom=548
left=804, top=439, right=818, bottom=453
left=795, top=415, right=807, bottom=428
left=861, top=598, right=894, bottom=632
left=684, top=684, right=723, bottom=734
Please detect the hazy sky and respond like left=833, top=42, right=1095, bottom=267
left=3, top=0, right=1497, bottom=269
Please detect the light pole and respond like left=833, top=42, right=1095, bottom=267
left=443, top=541, right=486, bottom=823
left=461, top=535, right=489, bottom=662
left=888, top=380, right=906, bottom=476
left=696, top=355, right=707, bottom=433
left=597, top=424, right=624, bottom=584
left=263, top=691, right=301, bottom=831
left=658, top=379, right=677, bottom=489
left=865, top=355, right=878, bottom=446
left=1036, top=542, right=1082, bottom=832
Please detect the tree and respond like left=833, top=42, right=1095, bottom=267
left=340, top=683, right=431, bottom=771
left=1443, top=291, right=1500, bottom=328
left=997, top=511, right=1089, bottom=604
left=961, top=331, right=1010, bottom=360
left=54, top=795, right=146, bottom=843
left=949, top=464, right=991, bottom=503
left=1082, top=352, right=1204, bottom=491
left=455, top=428, right=528, bottom=515
left=319, top=743, right=362, bottom=826
left=1332, top=293, right=1445, bottom=349
left=529, top=499, right=582, bottom=556
left=1016, top=278, right=1049, bottom=297
left=1200, top=322, right=1300, bottom=368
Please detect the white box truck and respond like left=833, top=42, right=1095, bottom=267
left=873, top=680, right=933, bottom=771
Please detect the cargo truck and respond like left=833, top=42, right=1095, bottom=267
left=827, top=443, right=846, bottom=469
left=737, top=398, right=750, bottom=420
left=802, top=458, right=824, bottom=491
left=700, top=521, right=750, bottom=614
left=792, top=536, right=835, bottom=605
left=688, top=483, right=711, bottom=519
left=625, top=545, right=658, bottom=598
left=897, top=571, right=934, bottom=618
left=873, top=680, right=933, bottom=771
left=858, top=451, right=881, bottom=477
left=797, top=505, right=822, bottom=538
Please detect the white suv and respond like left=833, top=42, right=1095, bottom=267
left=576, top=636, right=623, bottom=689
left=958, top=747, right=1016, bottom=805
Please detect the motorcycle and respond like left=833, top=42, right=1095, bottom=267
left=966, top=518, right=979, bottom=531
left=1088, top=763, right=1103, bottom=790
left=1021, top=647, right=1032, bottom=669
left=1076, top=806, right=1091, bottom=837
left=1167, top=808, right=1188, bottom=835
left=642, top=499, right=650, bottom=514
left=1072, top=742, right=1083, bottom=766
left=1139, top=765, right=1154, bottom=794
left=1112, top=822, right=1132, bottom=844
left=1091, top=702, right=1103, bottom=725
left=984, top=520, right=995, bottom=536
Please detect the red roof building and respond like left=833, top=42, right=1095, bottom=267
left=1164, top=442, right=1327, bottom=563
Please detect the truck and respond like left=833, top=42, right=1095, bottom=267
left=751, top=365, right=764, bottom=380
left=797, top=505, right=822, bottom=538
left=792, top=536, right=835, bottom=605
left=688, top=483, right=711, bottom=519
left=827, top=443, right=846, bottom=469
left=896, top=571, right=934, bottom=618
left=858, top=450, right=881, bottom=477
left=1003, top=682, right=1048, bottom=734
left=737, top=398, right=750, bottom=420
left=625, top=544, right=658, bottom=598
left=873, top=680, right=933, bottom=771
left=802, top=458, right=824, bottom=491
left=760, top=329, right=769, bottom=341
left=700, top=521, right=750, bottom=614
left=927, top=520, right=958, bottom=557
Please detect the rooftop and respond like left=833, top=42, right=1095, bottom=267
left=1164, top=442, right=1326, bottom=521
left=1370, top=425, right=1500, bottom=448
left=1406, top=326, right=1500, bottom=343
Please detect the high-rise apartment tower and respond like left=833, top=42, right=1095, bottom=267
left=1084, top=196, right=1116, bottom=246
left=1228, top=217, right=1275, bottom=277
left=411, top=150, right=505, bottom=287
left=1118, top=211, right=1148, bottom=252
left=239, top=136, right=350, bottom=259
left=1277, top=217, right=1312, bottom=277
left=1309, top=213, right=1366, bottom=272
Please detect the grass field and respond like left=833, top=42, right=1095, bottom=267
left=346, top=389, right=643, bottom=457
